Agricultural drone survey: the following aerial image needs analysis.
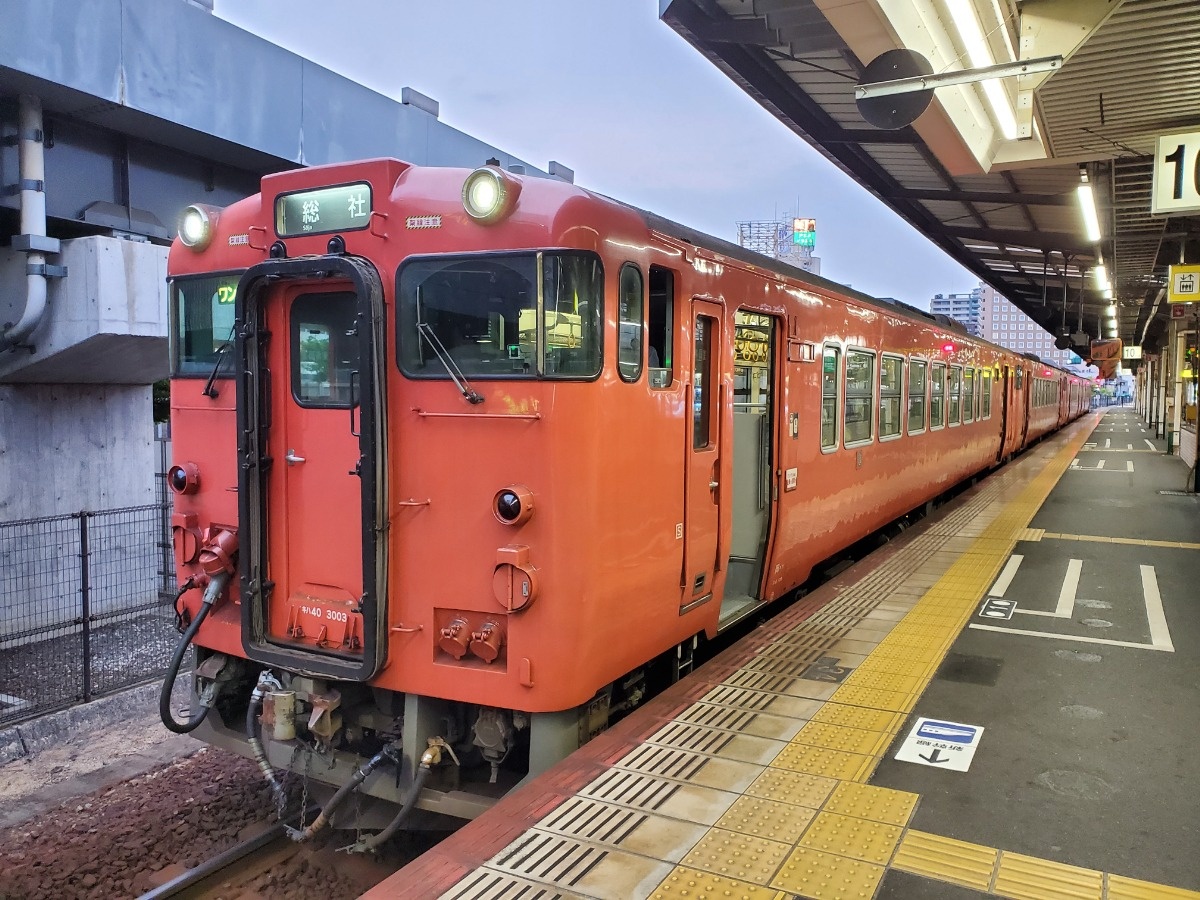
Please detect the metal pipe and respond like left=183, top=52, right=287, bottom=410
left=347, top=762, right=431, bottom=853
left=246, top=673, right=288, bottom=813
left=79, top=512, right=92, bottom=702
left=2, top=95, right=49, bottom=351
left=288, top=743, right=401, bottom=843
left=158, top=572, right=228, bottom=734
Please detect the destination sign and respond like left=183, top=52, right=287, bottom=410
left=275, top=182, right=372, bottom=237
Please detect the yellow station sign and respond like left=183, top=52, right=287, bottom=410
left=1167, top=265, right=1200, bottom=303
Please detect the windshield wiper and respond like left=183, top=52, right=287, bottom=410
left=417, top=323, right=484, bottom=405
left=202, top=340, right=233, bottom=398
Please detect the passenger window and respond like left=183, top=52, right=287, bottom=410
left=693, top=315, right=714, bottom=449
left=948, top=366, right=963, bottom=425
left=291, top=292, right=359, bottom=408
left=648, top=265, right=674, bottom=388
left=981, top=370, right=992, bottom=418
left=821, top=346, right=840, bottom=450
left=844, top=350, right=874, bottom=445
left=963, top=368, right=975, bottom=423
left=618, top=264, right=644, bottom=382
left=930, top=363, right=945, bottom=428
left=908, top=359, right=927, bottom=433
left=880, top=355, right=902, bottom=439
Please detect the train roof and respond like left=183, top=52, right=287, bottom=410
left=630, top=205, right=962, bottom=334
left=623, top=201, right=1087, bottom=379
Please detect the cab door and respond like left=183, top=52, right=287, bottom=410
left=237, top=258, right=386, bottom=681
left=272, top=289, right=365, bottom=647
left=682, top=300, right=725, bottom=613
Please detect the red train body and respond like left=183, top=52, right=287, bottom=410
left=165, top=158, right=1090, bottom=825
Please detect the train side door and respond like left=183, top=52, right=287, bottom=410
left=721, top=310, right=776, bottom=626
left=237, top=261, right=386, bottom=681
left=682, top=300, right=725, bottom=613
left=1000, top=365, right=1019, bottom=459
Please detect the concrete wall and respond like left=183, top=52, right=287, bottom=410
left=0, top=237, right=169, bottom=384
left=0, top=383, right=156, bottom=520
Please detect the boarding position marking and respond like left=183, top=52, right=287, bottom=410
left=895, top=717, right=984, bottom=772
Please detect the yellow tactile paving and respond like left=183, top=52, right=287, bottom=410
left=1107, top=874, right=1200, bottom=899
left=770, top=845, right=885, bottom=898
left=770, top=742, right=875, bottom=782
left=891, top=829, right=999, bottom=892
left=715, top=795, right=818, bottom=845
left=797, top=811, right=903, bottom=866
left=680, top=827, right=793, bottom=885
left=791, top=721, right=894, bottom=758
left=810, top=702, right=906, bottom=735
left=835, top=670, right=923, bottom=694
left=822, top=782, right=918, bottom=828
left=858, top=652, right=937, bottom=674
left=827, top=684, right=917, bottom=713
left=650, top=866, right=790, bottom=899
left=743, top=768, right=837, bottom=808
left=993, top=851, right=1103, bottom=899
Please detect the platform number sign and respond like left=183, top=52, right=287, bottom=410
left=1153, top=132, right=1200, bottom=216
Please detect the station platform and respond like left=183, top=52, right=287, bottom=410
left=366, top=409, right=1200, bottom=900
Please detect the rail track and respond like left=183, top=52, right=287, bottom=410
left=139, top=809, right=405, bottom=899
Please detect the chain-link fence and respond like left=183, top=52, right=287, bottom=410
left=0, top=504, right=178, bottom=726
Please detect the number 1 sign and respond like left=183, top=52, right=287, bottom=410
left=1153, top=132, right=1200, bottom=216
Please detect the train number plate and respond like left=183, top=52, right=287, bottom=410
left=284, top=592, right=363, bottom=653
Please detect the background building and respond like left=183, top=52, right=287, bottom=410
left=930, top=286, right=985, bottom=336
left=935, top=283, right=1089, bottom=372
left=736, top=217, right=821, bottom=275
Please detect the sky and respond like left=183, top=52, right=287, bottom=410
left=212, top=0, right=979, bottom=309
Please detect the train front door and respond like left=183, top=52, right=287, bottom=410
left=237, top=261, right=386, bottom=681
left=682, top=300, right=725, bottom=613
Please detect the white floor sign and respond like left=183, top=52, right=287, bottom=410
left=894, top=717, right=984, bottom=772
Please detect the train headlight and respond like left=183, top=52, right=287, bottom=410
left=462, top=167, right=521, bottom=224
left=493, top=484, right=534, bottom=525
left=167, top=462, right=201, bottom=495
left=179, top=204, right=219, bottom=251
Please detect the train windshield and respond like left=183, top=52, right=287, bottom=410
left=397, top=252, right=602, bottom=379
left=171, top=274, right=242, bottom=376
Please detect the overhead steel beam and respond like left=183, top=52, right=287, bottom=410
left=945, top=226, right=1094, bottom=256
left=894, top=187, right=1071, bottom=206
left=855, top=56, right=1062, bottom=99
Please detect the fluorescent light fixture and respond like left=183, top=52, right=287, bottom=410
left=1106, top=303, right=1117, bottom=316
left=1094, top=264, right=1109, bottom=290
left=946, top=0, right=1017, bottom=139
left=1077, top=184, right=1102, bottom=242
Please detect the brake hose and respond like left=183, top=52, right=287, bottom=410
left=159, top=571, right=229, bottom=734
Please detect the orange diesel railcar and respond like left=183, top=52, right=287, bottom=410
left=163, top=158, right=1089, bottom=834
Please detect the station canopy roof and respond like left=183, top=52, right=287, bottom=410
left=662, top=0, right=1200, bottom=367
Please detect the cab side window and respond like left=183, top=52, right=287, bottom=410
left=618, top=264, right=644, bottom=383
left=648, top=265, right=674, bottom=388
